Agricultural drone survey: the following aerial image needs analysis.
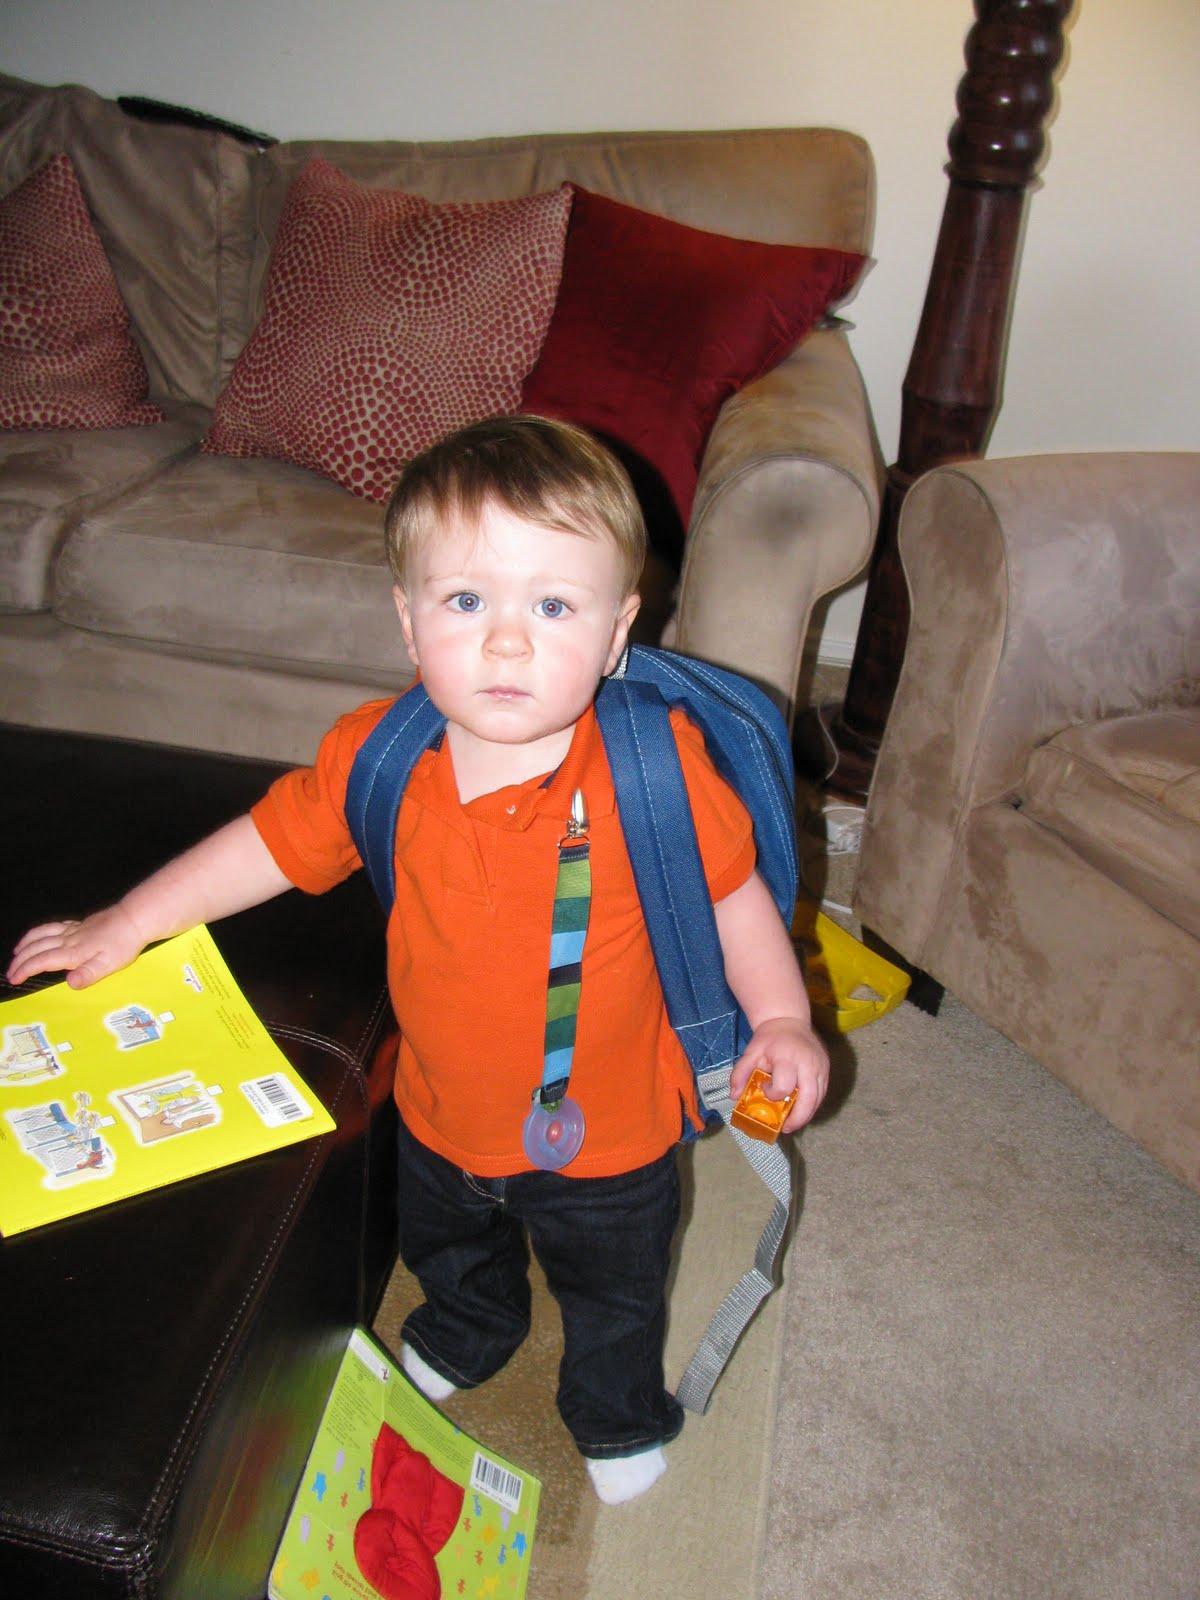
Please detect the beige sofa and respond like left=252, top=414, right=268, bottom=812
left=0, top=74, right=882, bottom=765
left=854, top=454, right=1200, bottom=1192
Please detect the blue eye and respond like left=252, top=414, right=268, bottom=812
left=536, top=597, right=570, bottom=619
left=448, top=592, right=482, bottom=614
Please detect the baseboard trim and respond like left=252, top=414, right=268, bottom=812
left=815, top=637, right=856, bottom=668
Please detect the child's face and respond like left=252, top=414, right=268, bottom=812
left=393, top=499, right=640, bottom=765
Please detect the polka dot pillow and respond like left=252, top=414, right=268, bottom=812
left=204, top=160, right=572, bottom=501
left=0, top=153, right=163, bottom=431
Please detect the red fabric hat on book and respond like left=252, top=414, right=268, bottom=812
left=354, top=1424, right=464, bottom=1600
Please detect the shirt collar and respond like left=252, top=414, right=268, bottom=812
left=413, top=703, right=616, bottom=833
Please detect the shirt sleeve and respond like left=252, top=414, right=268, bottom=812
left=669, top=708, right=757, bottom=903
left=250, top=697, right=394, bottom=894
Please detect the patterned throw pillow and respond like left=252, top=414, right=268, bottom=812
left=0, top=153, right=163, bottom=431
left=204, top=160, right=572, bottom=502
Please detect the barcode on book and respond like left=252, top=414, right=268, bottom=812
left=470, top=1451, right=523, bottom=1515
left=239, top=1073, right=311, bottom=1128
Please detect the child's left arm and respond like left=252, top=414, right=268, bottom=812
left=715, top=870, right=829, bottom=1133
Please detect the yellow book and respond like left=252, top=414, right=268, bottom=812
left=0, top=925, right=335, bottom=1235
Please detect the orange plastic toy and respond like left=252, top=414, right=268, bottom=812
left=730, top=1067, right=797, bottom=1143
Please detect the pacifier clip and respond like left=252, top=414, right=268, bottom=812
left=522, top=788, right=590, bottom=1171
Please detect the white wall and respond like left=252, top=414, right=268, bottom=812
left=4, top=0, right=1197, bottom=661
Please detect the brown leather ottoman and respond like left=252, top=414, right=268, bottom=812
left=0, top=725, right=399, bottom=1598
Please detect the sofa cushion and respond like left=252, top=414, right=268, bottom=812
left=0, top=73, right=260, bottom=410
left=0, top=153, right=164, bottom=431
left=204, top=159, right=571, bottom=502
left=53, top=450, right=408, bottom=681
left=1019, top=709, right=1200, bottom=938
left=0, top=412, right=202, bottom=613
left=520, top=185, right=865, bottom=561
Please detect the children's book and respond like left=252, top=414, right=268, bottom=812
left=269, top=1327, right=541, bottom=1600
left=0, top=925, right=334, bottom=1235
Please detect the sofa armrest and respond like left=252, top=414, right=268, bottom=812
left=668, top=329, right=882, bottom=725
left=855, top=452, right=1200, bottom=963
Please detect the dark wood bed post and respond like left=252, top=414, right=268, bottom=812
left=798, top=0, right=1073, bottom=797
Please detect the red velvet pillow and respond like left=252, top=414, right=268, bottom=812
left=204, top=160, right=572, bottom=501
left=521, top=186, right=865, bottom=560
left=0, top=154, right=163, bottom=431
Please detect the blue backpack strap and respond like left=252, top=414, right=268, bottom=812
left=615, top=645, right=798, bottom=929
left=344, top=685, right=447, bottom=907
left=594, top=678, right=742, bottom=1110
left=594, top=662, right=796, bottom=1416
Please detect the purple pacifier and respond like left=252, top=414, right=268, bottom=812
left=522, top=1094, right=585, bottom=1171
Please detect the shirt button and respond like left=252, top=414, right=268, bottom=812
left=506, top=804, right=517, bottom=815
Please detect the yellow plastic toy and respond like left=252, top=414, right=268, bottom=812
left=791, top=897, right=910, bottom=1033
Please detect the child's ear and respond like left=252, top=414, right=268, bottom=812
left=393, top=585, right=420, bottom=668
left=604, top=593, right=641, bottom=675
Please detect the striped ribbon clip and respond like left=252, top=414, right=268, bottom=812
left=540, top=788, right=590, bottom=1108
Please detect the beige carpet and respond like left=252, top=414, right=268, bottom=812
left=761, top=990, right=1200, bottom=1600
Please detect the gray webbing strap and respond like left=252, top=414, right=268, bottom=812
left=674, top=1064, right=795, bottom=1415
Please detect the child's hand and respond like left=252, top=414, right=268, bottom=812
left=7, top=905, right=148, bottom=990
left=729, top=1016, right=829, bottom=1134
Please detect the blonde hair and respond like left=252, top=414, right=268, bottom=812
left=384, top=415, right=646, bottom=595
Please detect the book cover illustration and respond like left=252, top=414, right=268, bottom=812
left=114, top=1069, right=221, bottom=1143
left=0, top=925, right=334, bottom=1235
left=0, top=1019, right=70, bottom=1085
left=270, top=1328, right=541, bottom=1600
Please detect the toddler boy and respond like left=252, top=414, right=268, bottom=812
left=8, top=416, right=828, bottom=1505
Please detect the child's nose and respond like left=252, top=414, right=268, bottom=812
left=485, top=615, right=531, bottom=657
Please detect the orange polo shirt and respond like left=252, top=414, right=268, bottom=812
left=251, top=696, right=755, bottom=1177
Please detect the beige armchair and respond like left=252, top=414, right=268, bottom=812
left=854, top=454, right=1200, bottom=1191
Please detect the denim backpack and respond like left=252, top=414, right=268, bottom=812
left=345, top=644, right=798, bottom=1413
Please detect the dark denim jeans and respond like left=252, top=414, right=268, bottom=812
left=395, top=1112, right=685, bottom=1457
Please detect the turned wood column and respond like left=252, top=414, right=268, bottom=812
left=798, top=0, right=1072, bottom=797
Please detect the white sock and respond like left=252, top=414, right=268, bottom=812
left=401, top=1341, right=458, bottom=1403
left=585, top=1446, right=667, bottom=1505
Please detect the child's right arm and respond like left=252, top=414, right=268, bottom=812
left=6, top=814, right=292, bottom=990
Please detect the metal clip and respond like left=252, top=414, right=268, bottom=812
left=563, top=787, right=589, bottom=843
